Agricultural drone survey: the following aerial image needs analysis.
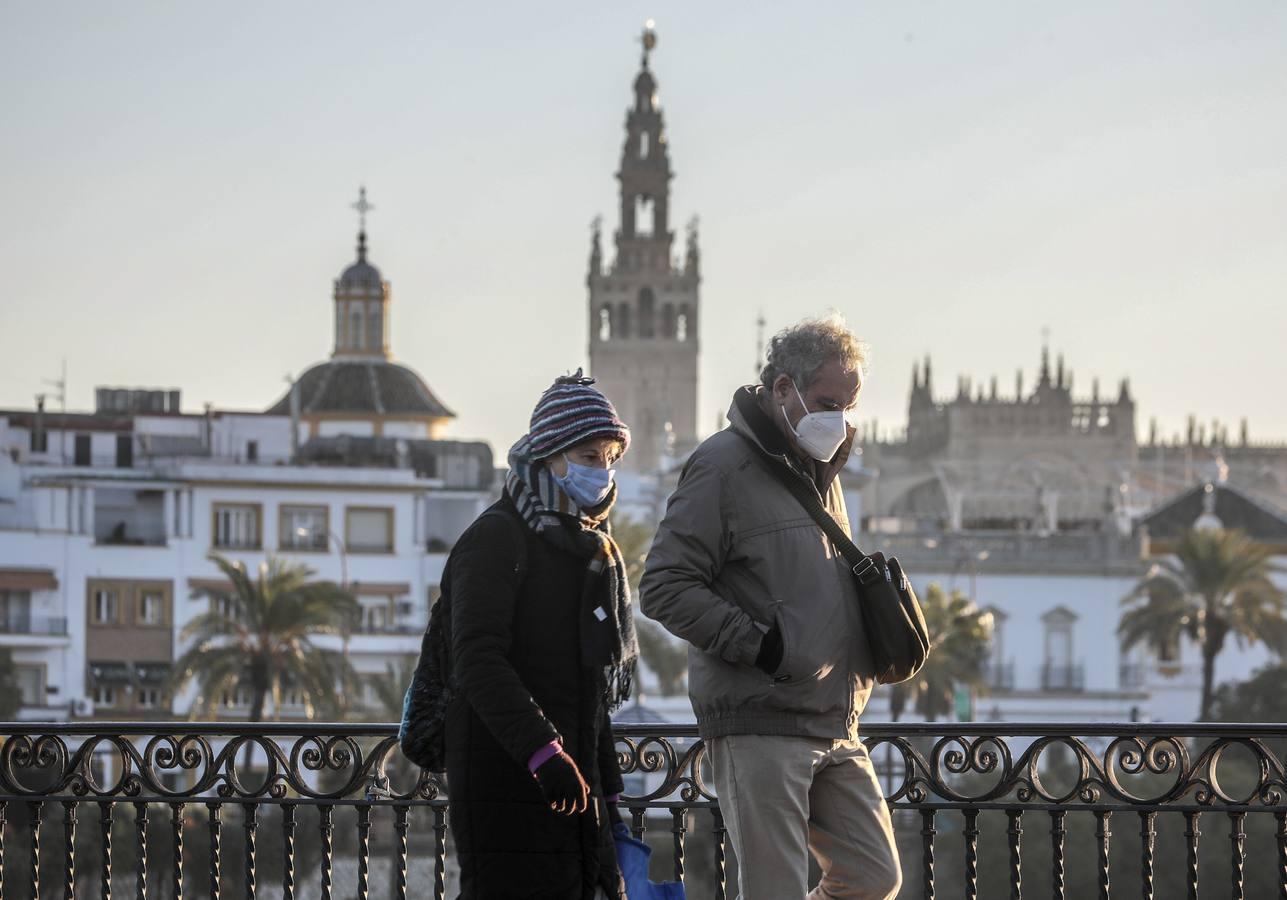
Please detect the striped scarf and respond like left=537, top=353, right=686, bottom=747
left=506, top=434, right=638, bottom=712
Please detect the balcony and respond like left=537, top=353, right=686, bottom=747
left=983, top=660, right=1015, bottom=691
left=0, top=614, right=68, bottom=636
left=0, top=721, right=1284, bottom=898
left=1041, top=662, right=1086, bottom=692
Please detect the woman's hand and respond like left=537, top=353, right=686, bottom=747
left=534, top=750, right=590, bottom=815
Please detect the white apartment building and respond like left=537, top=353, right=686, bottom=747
left=0, top=213, right=498, bottom=722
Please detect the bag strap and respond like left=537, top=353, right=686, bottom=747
left=477, top=506, right=528, bottom=582
left=735, top=434, right=889, bottom=588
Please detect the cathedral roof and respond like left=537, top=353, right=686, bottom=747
left=268, top=360, right=455, bottom=420
left=1141, top=481, right=1287, bottom=547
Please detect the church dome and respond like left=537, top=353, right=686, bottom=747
left=336, top=232, right=383, bottom=295
left=268, top=359, right=455, bottom=420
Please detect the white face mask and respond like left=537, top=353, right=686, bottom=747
left=781, top=380, right=849, bottom=462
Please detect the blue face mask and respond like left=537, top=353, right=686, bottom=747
left=554, top=454, right=616, bottom=508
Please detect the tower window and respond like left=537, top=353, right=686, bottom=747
left=368, top=306, right=381, bottom=351
left=639, top=131, right=650, bottom=159
left=617, top=303, right=633, bottom=339
left=350, top=309, right=363, bottom=350
left=634, top=195, right=654, bottom=238
left=598, top=306, right=612, bottom=341
left=661, top=303, right=675, bottom=339
left=638, top=288, right=656, bottom=339
left=676, top=305, right=690, bottom=342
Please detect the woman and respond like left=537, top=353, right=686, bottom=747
left=445, top=370, right=638, bottom=900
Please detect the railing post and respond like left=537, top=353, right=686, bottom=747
left=432, top=804, right=448, bottom=900
left=393, top=803, right=411, bottom=900
left=671, top=808, right=687, bottom=882
left=1276, top=811, right=1287, bottom=900
left=920, top=809, right=936, bottom=900
left=1230, top=811, right=1247, bottom=900
left=963, top=808, right=980, bottom=900
left=280, top=802, right=296, bottom=900
left=100, top=800, right=114, bottom=900
left=0, top=799, right=7, bottom=899
left=712, top=807, right=727, bottom=900
left=205, top=801, right=221, bottom=900
left=1095, top=810, right=1112, bottom=900
left=1139, top=811, right=1156, bottom=900
left=133, top=800, right=148, bottom=900
left=1050, top=809, right=1066, bottom=900
left=27, top=799, right=42, bottom=900
left=1185, top=811, right=1202, bottom=900
left=1006, top=809, right=1022, bottom=900
left=242, top=802, right=258, bottom=900
left=169, top=802, right=183, bottom=900
left=63, top=800, right=78, bottom=900
left=318, top=804, right=334, bottom=900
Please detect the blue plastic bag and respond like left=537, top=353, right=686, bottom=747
left=612, top=822, right=686, bottom=900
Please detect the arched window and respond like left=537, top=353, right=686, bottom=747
left=598, top=306, right=612, bottom=341
left=676, top=304, right=690, bottom=342
left=634, top=195, right=654, bottom=238
left=638, top=288, right=656, bottom=338
left=661, top=303, right=675, bottom=339
left=617, top=303, right=633, bottom=339
left=639, top=131, right=650, bottom=159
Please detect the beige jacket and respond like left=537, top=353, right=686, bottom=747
left=639, top=387, right=874, bottom=740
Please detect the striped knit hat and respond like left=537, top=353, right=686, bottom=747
left=527, top=369, right=630, bottom=460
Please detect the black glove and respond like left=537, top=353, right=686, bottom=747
left=534, top=750, right=590, bottom=815
left=755, top=624, right=784, bottom=674
left=608, top=800, right=624, bottom=828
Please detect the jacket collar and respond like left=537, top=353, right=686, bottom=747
left=727, top=385, right=856, bottom=492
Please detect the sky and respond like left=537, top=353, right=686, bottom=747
left=2, top=1, right=1285, bottom=453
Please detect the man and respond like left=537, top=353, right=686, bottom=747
left=639, top=315, right=900, bottom=900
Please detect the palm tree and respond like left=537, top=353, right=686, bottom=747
left=170, top=554, right=361, bottom=722
left=888, top=583, right=994, bottom=723
left=1119, top=528, right=1287, bottom=721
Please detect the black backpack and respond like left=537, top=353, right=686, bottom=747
left=399, top=507, right=528, bottom=771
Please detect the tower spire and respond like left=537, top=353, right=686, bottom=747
left=587, top=24, right=698, bottom=472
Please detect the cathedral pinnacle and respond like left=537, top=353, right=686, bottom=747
left=640, top=20, right=657, bottom=70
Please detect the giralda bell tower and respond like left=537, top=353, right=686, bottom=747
left=587, top=22, right=700, bottom=472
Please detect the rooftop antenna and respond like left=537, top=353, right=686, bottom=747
left=42, top=359, right=67, bottom=463
left=42, top=359, right=67, bottom=414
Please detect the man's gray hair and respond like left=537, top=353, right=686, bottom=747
left=758, top=314, right=868, bottom=392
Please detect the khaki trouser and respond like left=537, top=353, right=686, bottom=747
left=709, top=735, right=901, bottom=900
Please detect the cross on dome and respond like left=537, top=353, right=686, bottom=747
left=351, top=186, right=375, bottom=232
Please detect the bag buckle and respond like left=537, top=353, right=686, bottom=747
left=853, top=556, right=883, bottom=586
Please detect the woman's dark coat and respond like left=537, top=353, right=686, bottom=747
left=446, top=495, right=626, bottom=900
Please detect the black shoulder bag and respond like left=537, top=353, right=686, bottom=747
left=761, top=457, right=930, bottom=685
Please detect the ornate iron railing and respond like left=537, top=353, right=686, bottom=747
left=1, top=721, right=1286, bottom=898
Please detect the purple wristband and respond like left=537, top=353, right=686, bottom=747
left=606, top=794, right=621, bottom=803
left=528, top=741, right=562, bottom=774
